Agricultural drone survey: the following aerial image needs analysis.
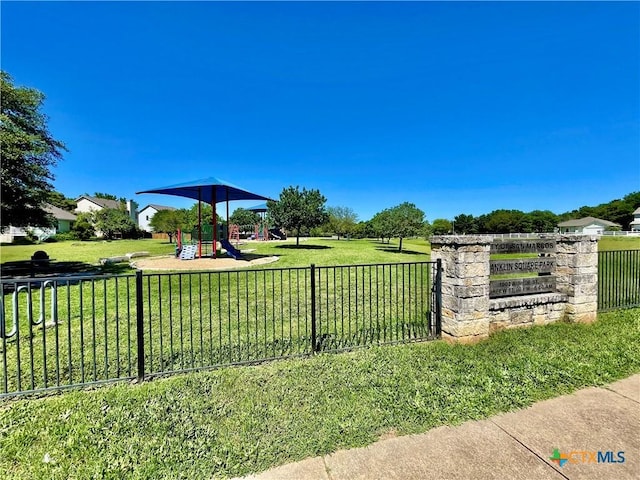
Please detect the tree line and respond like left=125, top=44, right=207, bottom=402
left=428, top=191, right=640, bottom=235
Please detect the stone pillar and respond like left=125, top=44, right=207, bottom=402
left=555, top=235, right=599, bottom=323
left=430, top=236, right=492, bottom=343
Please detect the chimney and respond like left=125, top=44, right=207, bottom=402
left=126, top=200, right=139, bottom=222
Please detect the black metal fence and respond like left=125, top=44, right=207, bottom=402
left=1, top=261, right=441, bottom=398
left=598, top=249, right=640, bottom=311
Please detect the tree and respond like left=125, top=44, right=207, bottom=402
left=46, top=190, right=76, bottom=212
left=92, top=192, right=117, bottom=201
left=229, top=208, right=260, bottom=227
left=421, top=220, right=433, bottom=239
left=267, top=186, right=329, bottom=246
left=483, top=209, right=530, bottom=233
left=387, top=202, right=425, bottom=252
left=453, top=214, right=477, bottom=234
left=431, top=218, right=453, bottom=235
left=149, top=209, right=186, bottom=243
left=327, top=206, right=358, bottom=239
left=71, top=212, right=95, bottom=240
left=184, top=204, right=225, bottom=231
left=350, top=221, right=370, bottom=239
left=528, top=210, right=558, bottom=233
left=93, top=208, right=138, bottom=240
left=1, top=71, right=66, bottom=231
left=369, top=209, right=394, bottom=243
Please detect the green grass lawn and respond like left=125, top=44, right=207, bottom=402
left=0, top=235, right=634, bottom=271
left=0, top=238, right=429, bottom=272
left=0, top=239, right=176, bottom=265
left=598, top=235, right=640, bottom=251
left=1, top=308, right=638, bottom=480
left=237, top=237, right=430, bottom=268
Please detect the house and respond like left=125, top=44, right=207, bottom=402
left=46, top=203, right=77, bottom=233
left=75, top=195, right=138, bottom=223
left=138, top=204, right=177, bottom=232
left=0, top=203, right=77, bottom=243
left=630, top=208, right=640, bottom=232
left=557, top=216, right=622, bottom=235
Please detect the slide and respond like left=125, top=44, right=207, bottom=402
left=220, top=239, right=242, bottom=260
left=269, top=228, right=287, bottom=240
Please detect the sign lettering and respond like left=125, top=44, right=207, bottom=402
left=490, top=258, right=555, bottom=275
left=491, top=240, right=556, bottom=254
left=490, top=277, right=556, bottom=298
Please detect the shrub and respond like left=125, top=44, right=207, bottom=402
left=11, top=236, right=35, bottom=245
left=71, top=213, right=95, bottom=240
left=52, top=232, right=76, bottom=241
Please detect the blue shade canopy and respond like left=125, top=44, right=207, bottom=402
left=246, top=203, right=268, bottom=213
left=136, top=177, right=273, bottom=204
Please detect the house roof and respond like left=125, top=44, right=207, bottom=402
left=139, top=204, right=177, bottom=213
left=557, top=216, right=621, bottom=228
left=76, top=195, right=121, bottom=210
left=633, top=207, right=640, bottom=215
left=44, top=203, right=77, bottom=221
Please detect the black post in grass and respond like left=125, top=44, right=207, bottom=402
left=135, top=270, right=145, bottom=382
left=435, top=258, right=443, bottom=337
left=310, top=264, right=317, bottom=353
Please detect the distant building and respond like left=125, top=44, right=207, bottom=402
left=557, top=216, right=621, bottom=235
left=138, top=204, right=177, bottom=232
left=75, top=195, right=121, bottom=212
left=0, top=203, right=77, bottom=243
left=630, top=208, right=640, bottom=232
left=75, top=195, right=138, bottom=223
left=47, top=204, right=77, bottom=233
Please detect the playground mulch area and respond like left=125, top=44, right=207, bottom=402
left=131, top=255, right=280, bottom=271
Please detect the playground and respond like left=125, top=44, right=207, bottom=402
left=137, top=177, right=284, bottom=268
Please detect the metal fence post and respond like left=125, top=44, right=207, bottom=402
left=310, top=264, right=317, bottom=353
left=135, top=270, right=145, bottom=382
left=435, top=259, right=443, bottom=337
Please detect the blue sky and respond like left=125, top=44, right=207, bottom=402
left=3, top=1, right=639, bottom=222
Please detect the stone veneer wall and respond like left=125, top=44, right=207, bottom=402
left=430, top=235, right=598, bottom=343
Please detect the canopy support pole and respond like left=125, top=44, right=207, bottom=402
left=226, top=187, right=230, bottom=240
left=198, top=187, right=202, bottom=258
left=212, top=186, right=217, bottom=258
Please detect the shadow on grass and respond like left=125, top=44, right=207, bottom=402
left=275, top=245, right=332, bottom=250
left=232, top=253, right=277, bottom=262
left=0, top=260, right=131, bottom=279
left=98, top=263, right=135, bottom=274
left=375, top=247, right=427, bottom=256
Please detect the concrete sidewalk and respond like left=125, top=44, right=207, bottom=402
left=239, top=375, right=639, bottom=480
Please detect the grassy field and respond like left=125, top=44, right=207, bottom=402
left=0, top=237, right=429, bottom=272
left=232, top=237, right=430, bottom=268
left=598, top=235, right=640, bottom=251
left=0, top=239, right=176, bottom=265
left=0, top=308, right=638, bottom=479
left=0, top=235, right=635, bottom=270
